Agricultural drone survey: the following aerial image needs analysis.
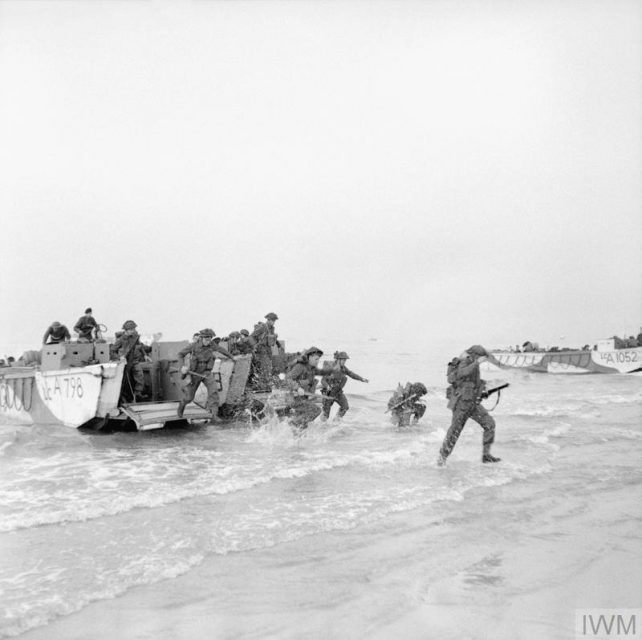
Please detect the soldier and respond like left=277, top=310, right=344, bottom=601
left=176, top=328, right=235, bottom=423
left=320, top=351, right=369, bottom=421
left=111, top=320, right=150, bottom=401
left=73, top=307, right=99, bottom=342
left=438, top=345, right=501, bottom=465
left=387, top=382, right=428, bottom=426
left=227, top=331, right=242, bottom=355
left=285, top=346, right=327, bottom=429
left=236, top=329, right=255, bottom=355
left=43, top=321, right=71, bottom=344
left=251, top=312, right=279, bottom=391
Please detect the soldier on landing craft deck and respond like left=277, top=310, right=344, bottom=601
left=251, top=312, right=279, bottom=391
left=74, top=308, right=99, bottom=343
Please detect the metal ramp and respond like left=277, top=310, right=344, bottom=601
left=120, top=401, right=211, bottom=431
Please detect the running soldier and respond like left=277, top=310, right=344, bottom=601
left=176, top=328, right=235, bottom=423
left=285, top=346, right=327, bottom=429
left=438, top=345, right=501, bottom=465
left=320, top=351, right=369, bottom=421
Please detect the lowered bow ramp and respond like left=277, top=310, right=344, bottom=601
left=120, top=401, right=211, bottom=431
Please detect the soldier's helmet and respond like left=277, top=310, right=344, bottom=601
left=51, top=321, right=61, bottom=328
left=199, top=328, right=216, bottom=338
left=265, top=312, right=279, bottom=321
left=239, top=329, right=250, bottom=336
left=85, top=307, right=92, bottom=314
left=228, top=331, right=240, bottom=338
left=122, top=320, right=137, bottom=330
left=467, top=345, right=488, bottom=357
left=411, top=382, right=428, bottom=396
left=304, top=346, right=323, bottom=358
left=335, top=351, right=349, bottom=360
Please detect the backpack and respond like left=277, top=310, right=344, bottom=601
left=445, top=358, right=460, bottom=400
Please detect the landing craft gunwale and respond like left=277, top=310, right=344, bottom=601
left=483, top=346, right=642, bottom=374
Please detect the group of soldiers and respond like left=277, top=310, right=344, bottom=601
left=42, top=308, right=102, bottom=345
left=40, top=308, right=503, bottom=464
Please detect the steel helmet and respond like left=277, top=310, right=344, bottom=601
left=199, top=328, right=216, bottom=338
left=228, top=331, right=240, bottom=338
left=239, top=329, right=250, bottom=336
left=304, top=346, right=323, bottom=358
left=467, top=344, right=488, bottom=357
left=335, top=351, right=349, bottom=360
left=122, top=320, right=137, bottom=330
left=265, top=312, right=279, bottom=321
left=410, top=382, right=428, bottom=396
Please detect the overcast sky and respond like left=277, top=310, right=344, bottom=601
left=1, top=0, right=640, bottom=356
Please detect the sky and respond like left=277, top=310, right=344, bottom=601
left=1, top=0, right=640, bottom=357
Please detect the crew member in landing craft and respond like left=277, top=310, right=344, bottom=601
left=42, top=321, right=71, bottom=344
left=176, top=328, right=235, bottom=424
left=438, top=345, right=501, bottom=466
left=74, top=307, right=99, bottom=342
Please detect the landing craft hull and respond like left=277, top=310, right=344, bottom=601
left=483, top=347, right=642, bottom=374
left=0, top=361, right=125, bottom=427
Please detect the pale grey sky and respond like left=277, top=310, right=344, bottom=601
left=1, top=0, right=640, bottom=356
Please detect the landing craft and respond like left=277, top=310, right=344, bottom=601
left=483, top=339, right=642, bottom=374
left=0, top=340, right=254, bottom=431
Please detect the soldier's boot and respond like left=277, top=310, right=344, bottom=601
left=482, top=444, right=501, bottom=463
left=177, top=400, right=187, bottom=418
left=207, top=404, right=222, bottom=425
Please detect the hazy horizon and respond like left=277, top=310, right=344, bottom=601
left=1, top=0, right=640, bottom=359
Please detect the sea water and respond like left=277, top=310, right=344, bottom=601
left=1, top=341, right=640, bottom=639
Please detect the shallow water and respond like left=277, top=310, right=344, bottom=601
left=1, top=344, right=641, bottom=639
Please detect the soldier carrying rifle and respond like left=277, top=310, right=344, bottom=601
left=387, top=382, right=428, bottom=427
left=438, top=345, right=506, bottom=466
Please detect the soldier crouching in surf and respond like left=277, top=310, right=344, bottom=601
left=438, top=344, right=501, bottom=465
left=285, top=346, right=327, bottom=429
left=176, top=328, right=235, bottom=424
left=387, top=382, right=428, bottom=426
left=320, top=351, right=369, bottom=421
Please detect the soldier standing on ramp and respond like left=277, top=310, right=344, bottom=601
left=438, top=344, right=501, bottom=465
left=177, top=328, right=235, bottom=424
left=320, top=351, right=369, bottom=421
left=251, top=312, right=279, bottom=391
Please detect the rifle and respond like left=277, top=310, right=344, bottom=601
left=385, top=393, right=419, bottom=413
left=482, top=383, right=509, bottom=399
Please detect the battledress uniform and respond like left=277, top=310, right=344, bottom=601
left=112, top=331, right=148, bottom=398
left=321, top=364, right=367, bottom=419
left=439, top=353, right=495, bottom=460
left=285, top=351, right=326, bottom=428
left=176, top=339, right=234, bottom=419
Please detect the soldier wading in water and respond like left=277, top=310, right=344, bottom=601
left=285, top=346, right=327, bottom=429
left=438, top=345, right=501, bottom=466
left=176, top=328, right=235, bottom=424
left=320, top=351, right=369, bottom=421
